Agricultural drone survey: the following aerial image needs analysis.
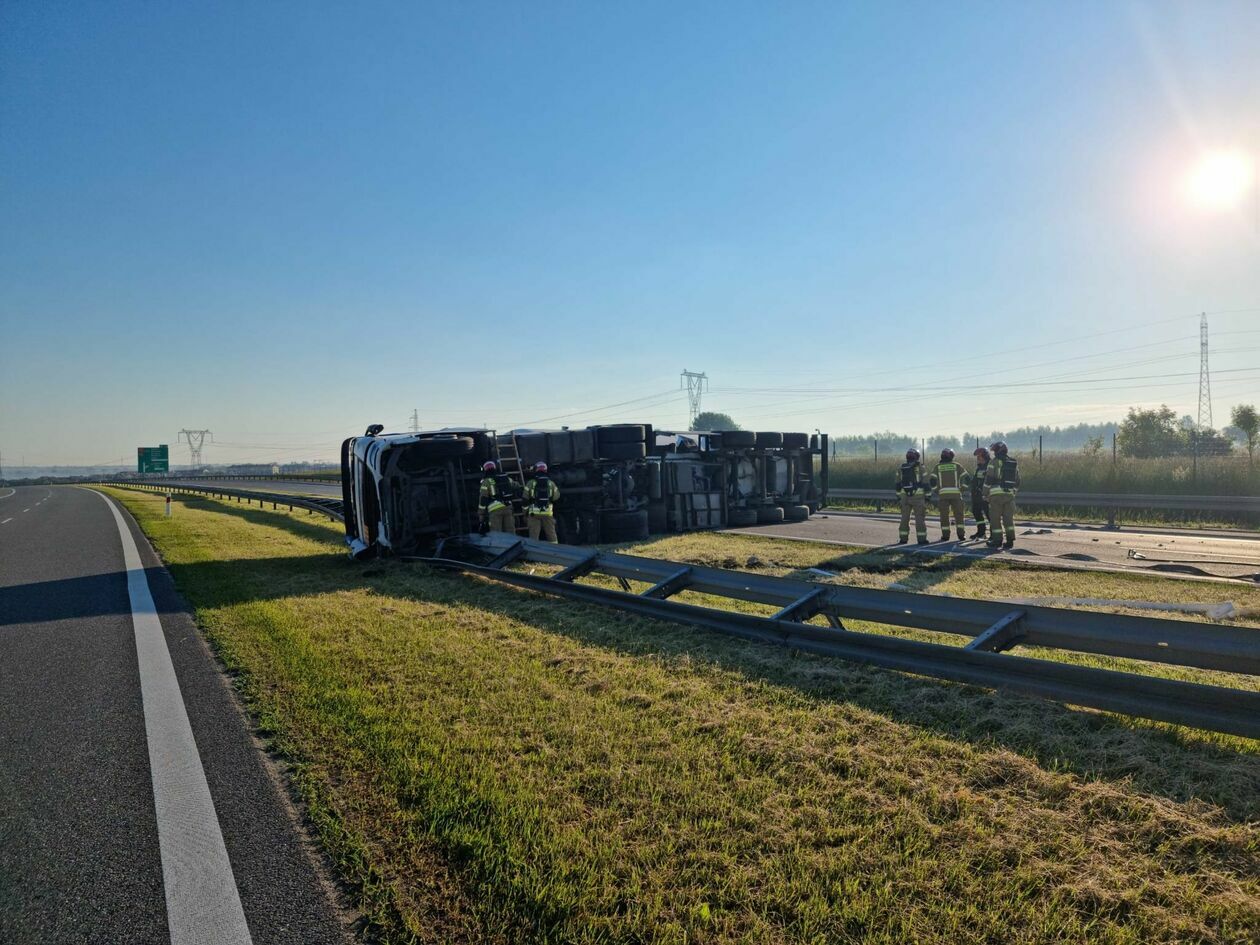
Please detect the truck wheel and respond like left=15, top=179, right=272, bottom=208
left=781, top=432, right=810, bottom=450
left=726, top=508, right=758, bottom=527
left=754, top=432, right=784, bottom=449
left=756, top=506, right=785, bottom=524
left=718, top=430, right=756, bottom=449
left=599, top=442, right=647, bottom=461
left=600, top=509, right=649, bottom=542
left=782, top=504, right=810, bottom=522
left=409, top=436, right=475, bottom=459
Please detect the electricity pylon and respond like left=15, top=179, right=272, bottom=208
left=1197, top=313, right=1213, bottom=431
left=178, top=429, right=213, bottom=467
left=680, top=369, right=708, bottom=428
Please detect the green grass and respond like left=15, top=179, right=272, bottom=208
left=107, top=488, right=1260, bottom=944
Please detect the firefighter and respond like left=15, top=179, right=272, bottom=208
left=523, top=461, right=561, bottom=543
left=478, top=461, right=517, bottom=534
left=969, top=446, right=991, bottom=540
left=894, top=448, right=930, bottom=545
left=930, top=448, right=970, bottom=541
left=983, top=440, right=1021, bottom=548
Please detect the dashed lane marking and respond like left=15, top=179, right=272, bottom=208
left=1, top=518, right=11, bottom=524
left=89, top=490, right=253, bottom=945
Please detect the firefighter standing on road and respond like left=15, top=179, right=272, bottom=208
left=930, top=448, right=970, bottom=542
left=983, top=441, right=1021, bottom=548
left=478, top=461, right=517, bottom=534
left=969, top=446, right=991, bottom=540
left=524, top=461, right=561, bottom=543
left=894, top=448, right=930, bottom=545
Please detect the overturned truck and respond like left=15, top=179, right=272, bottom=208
left=341, top=423, right=828, bottom=558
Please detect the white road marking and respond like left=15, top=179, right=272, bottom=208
left=0, top=488, right=14, bottom=500
left=1, top=518, right=11, bottom=524
left=22, top=508, right=30, bottom=512
left=89, top=490, right=253, bottom=945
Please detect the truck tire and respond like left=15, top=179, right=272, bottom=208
left=409, top=436, right=475, bottom=460
left=782, top=503, right=810, bottom=522
left=595, top=424, right=647, bottom=445
left=600, top=508, right=650, bottom=542
left=599, top=442, right=647, bottom=461
left=756, top=505, right=785, bottom=524
left=719, top=430, right=756, bottom=449
left=754, top=432, right=784, bottom=449
left=726, top=508, right=758, bottom=527
left=781, top=432, right=809, bottom=450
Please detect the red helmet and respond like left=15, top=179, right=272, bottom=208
left=534, top=461, right=548, bottom=473
left=973, top=446, right=990, bottom=462
left=990, top=440, right=1008, bottom=457
left=905, top=448, right=920, bottom=462
left=940, top=448, right=955, bottom=462
left=482, top=461, right=497, bottom=473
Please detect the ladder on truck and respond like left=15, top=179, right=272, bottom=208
left=495, top=432, right=531, bottom=536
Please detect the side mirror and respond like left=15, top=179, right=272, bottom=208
left=365, top=424, right=385, bottom=437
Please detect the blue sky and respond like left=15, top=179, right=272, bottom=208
left=2, top=1, right=1258, bottom=467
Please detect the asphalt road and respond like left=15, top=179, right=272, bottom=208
left=0, top=486, right=351, bottom=944
left=739, top=509, right=1260, bottom=582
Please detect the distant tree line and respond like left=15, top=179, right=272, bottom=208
left=822, top=404, right=1259, bottom=462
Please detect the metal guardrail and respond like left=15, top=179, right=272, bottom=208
left=133, top=473, right=341, bottom=484
left=429, top=533, right=1260, bottom=738
left=93, top=481, right=345, bottom=522
left=828, top=487, right=1260, bottom=525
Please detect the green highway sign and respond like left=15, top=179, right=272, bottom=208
left=137, top=445, right=169, bottom=474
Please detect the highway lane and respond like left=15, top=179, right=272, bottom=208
left=0, top=486, right=350, bottom=944
left=739, top=509, right=1260, bottom=582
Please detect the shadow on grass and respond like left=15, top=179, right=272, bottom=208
left=138, top=520, right=1260, bottom=825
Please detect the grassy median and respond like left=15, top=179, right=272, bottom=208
left=106, top=488, right=1260, bottom=945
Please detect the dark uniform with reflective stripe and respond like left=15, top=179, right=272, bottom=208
left=895, top=461, right=929, bottom=543
left=524, top=474, right=560, bottom=543
left=930, top=461, right=970, bottom=541
left=479, top=474, right=517, bottom=533
left=984, top=456, right=1021, bottom=546
left=970, top=460, right=990, bottom=538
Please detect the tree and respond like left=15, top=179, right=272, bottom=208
left=1187, top=426, right=1234, bottom=456
left=1231, top=404, right=1259, bottom=463
left=692, top=411, right=740, bottom=431
left=1116, top=405, right=1187, bottom=458
left=1082, top=434, right=1105, bottom=456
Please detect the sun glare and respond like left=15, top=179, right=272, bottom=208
left=1187, top=150, right=1254, bottom=211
